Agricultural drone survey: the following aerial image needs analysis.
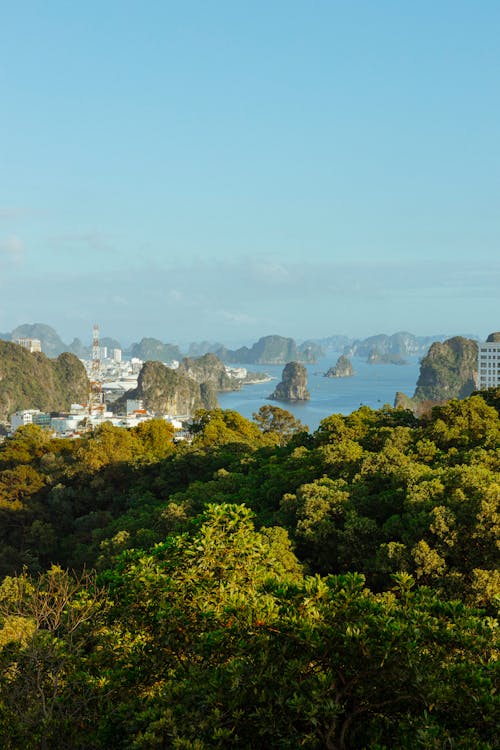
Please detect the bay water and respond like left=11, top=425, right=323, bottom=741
left=218, top=356, right=421, bottom=432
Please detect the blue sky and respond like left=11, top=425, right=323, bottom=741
left=1, top=1, right=499, bottom=346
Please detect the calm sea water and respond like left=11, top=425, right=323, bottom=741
left=218, top=356, right=421, bottom=432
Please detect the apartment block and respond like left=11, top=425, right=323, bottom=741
left=478, top=337, right=500, bottom=389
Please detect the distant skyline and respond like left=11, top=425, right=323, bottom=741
left=1, top=2, right=499, bottom=345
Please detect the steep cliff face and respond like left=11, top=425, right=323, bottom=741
left=413, top=337, right=478, bottom=402
left=119, top=361, right=217, bottom=416
left=269, top=362, right=310, bottom=402
left=178, top=353, right=240, bottom=392
left=324, top=355, right=354, bottom=378
left=219, top=335, right=319, bottom=364
left=0, top=341, right=89, bottom=421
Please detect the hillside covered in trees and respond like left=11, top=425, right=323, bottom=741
left=0, top=341, right=89, bottom=424
left=0, top=396, right=498, bottom=748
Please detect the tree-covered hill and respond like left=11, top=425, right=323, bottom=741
left=0, top=397, right=498, bottom=748
left=0, top=341, right=89, bottom=422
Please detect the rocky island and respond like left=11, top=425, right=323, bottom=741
left=345, top=331, right=445, bottom=359
left=218, top=335, right=322, bottom=365
left=395, top=336, right=478, bottom=413
left=269, top=362, right=310, bottom=402
left=367, top=351, right=407, bottom=365
left=127, top=337, right=182, bottom=363
left=324, top=355, right=354, bottom=378
left=114, top=360, right=218, bottom=416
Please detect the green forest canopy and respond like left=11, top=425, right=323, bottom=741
left=0, top=397, right=498, bottom=748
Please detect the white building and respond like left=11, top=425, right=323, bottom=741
left=10, top=409, right=51, bottom=433
left=478, top=336, right=500, bottom=389
left=14, top=338, right=42, bottom=353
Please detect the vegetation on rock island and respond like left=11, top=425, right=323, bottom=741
left=0, top=395, right=499, bottom=748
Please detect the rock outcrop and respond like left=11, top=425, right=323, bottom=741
left=324, top=355, right=354, bottom=378
left=413, top=337, right=478, bottom=402
left=178, top=353, right=240, bottom=392
left=127, top=338, right=182, bottom=363
left=395, top=337, right=478, bottom=413
left=346, top=331, right=445, bottom=359
left=218, top=335, right=321, bottom=365
left=0, top=341, right=89, bottom=422
left=115, top=361, right=217, bottom=416
left=269, top=362, right=310, bottom=402
left=367, top=351, right=407, bottom=365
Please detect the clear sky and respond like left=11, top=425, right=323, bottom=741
left=1, top=1, right=499, bottom=347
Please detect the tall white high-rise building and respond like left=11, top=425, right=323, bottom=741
left=478, top=333, right=500, bottom=389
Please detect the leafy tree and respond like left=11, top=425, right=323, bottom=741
left=75, top=422, right=142, bottom=471
left=97, top=507, right=499, bottom=749
left=0, top=566, right=109, bottom=750
left=131, top=418, right=175, bottom=461
left=253, top=404, right=308, bottom=445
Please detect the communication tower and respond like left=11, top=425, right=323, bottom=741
left=87, top=324, right=105, bottom=418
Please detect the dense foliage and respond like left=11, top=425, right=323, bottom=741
left=0, top=397, right=498, bottom=748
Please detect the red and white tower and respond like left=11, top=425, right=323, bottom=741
left=88, top=324, right=104, bottom=417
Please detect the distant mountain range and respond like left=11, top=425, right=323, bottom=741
left=0, top=323, right=479, bottom=365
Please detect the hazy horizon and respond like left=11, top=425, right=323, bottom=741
left=2, top=3, right=499, bottom=342
left=0, top=319, right=484, bottom=353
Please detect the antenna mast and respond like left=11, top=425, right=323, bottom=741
left=88, top=324, right=104, bottom=418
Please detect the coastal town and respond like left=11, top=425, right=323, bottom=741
left=4, top=328, right=500, bottom=439
left=6, top=330, right=253, bottom=439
